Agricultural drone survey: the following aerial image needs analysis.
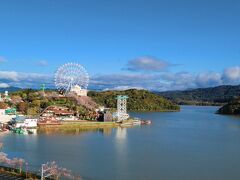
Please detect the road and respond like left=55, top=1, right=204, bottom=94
left=0, top=173, right=25, bottom=180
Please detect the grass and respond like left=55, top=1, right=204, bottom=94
left=37, top=121, right=118, bottom=134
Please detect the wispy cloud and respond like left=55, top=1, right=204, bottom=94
left=90, top=66, right=240, bottom=91
left=222, top=66, right=240, bottom=83
left=0, top=71, right=18, bottom=81
left=0, top=55, right=239, bottom=92
left=0, top=70, right=53, bottom=88
left=195, top=72, right=222, bottom=87
left=0, top=83, right=10, bottom=88
left=37, top=60, right=48, bottom=66
left=124, top=56, right=171, bottom=72
left=103, top=86, right=144, bottom=91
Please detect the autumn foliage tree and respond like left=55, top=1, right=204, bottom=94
left=0, top=102, right=8, bottom=109
left=16, top=102, right=28, bottom=114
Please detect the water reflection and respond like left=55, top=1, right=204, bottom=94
left=37, top=127, right=114, bottom=135
left=115, top=127, right=127, bottom=142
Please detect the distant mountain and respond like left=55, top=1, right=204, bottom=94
left=157, top=85, right=240, bottom=105
left=0, top=86, right=22, bottom=93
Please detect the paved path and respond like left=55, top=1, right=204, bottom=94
left=0, top=173, right=25, bottom=180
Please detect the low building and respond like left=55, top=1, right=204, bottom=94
left=97, top=107, right=113, bottom=122
left=104, top=111, right=113, bottom=122
left=70, top=85, right=87, bottom=96
left=41, top=106, right=78, bottom=121
left=10, top=116, right=38, bottom=128
left=0, top=108, right=17, bottom=124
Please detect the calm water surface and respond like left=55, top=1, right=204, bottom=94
left=1, top=106, right=240, bottom=180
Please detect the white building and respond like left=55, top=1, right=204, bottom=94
left=70, top=85, right=87, bottom=96
left=0, top=109, right=16, bottom=124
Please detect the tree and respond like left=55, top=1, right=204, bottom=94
left=17, top=102, right=28, bottom=114
left=31, top=100, right=41, bottom=107
left=0, top=102, right=8, bottom=109
left=27, top=107, right=39, bottom=116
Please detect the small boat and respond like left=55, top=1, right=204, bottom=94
left=27, top=129, right=34, bottom=134
left=120, top=121, right=133, bottom=127
left=141, top=120, right=152, bottom=125
left=12, top=127, right=28, bottom=135
left=132, top=119, right=141, bottom=125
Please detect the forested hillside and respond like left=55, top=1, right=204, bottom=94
left=217, top=97, right=240, bottom=115
left=88, top=89, right=180, bottom=112
left=158, top=85, right=240, bottom=105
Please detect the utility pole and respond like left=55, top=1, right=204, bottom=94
left=41, top=164, right=44, bottom=180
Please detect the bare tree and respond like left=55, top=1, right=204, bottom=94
left=41, top=161, right=77, bottom=180
left=0, top=152, right=25, bottom=174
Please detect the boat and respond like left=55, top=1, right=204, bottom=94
left=120, top=121, right=133, bottom=127
left=141, top=120, right=152, bottom=125
left=120, top=122, right=133, bottom=127
left=132, top=118, right=141, bottom=125
left=10, top=116, right=38, bottom=128
left=27, top=129, right=37, bottom=134
left=132, top=120, right=141, bottom=125
left=12, top=127, right=28, bottom=135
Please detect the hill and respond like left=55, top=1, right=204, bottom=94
left=88, top=89, right=180, bottom=112
left=217, top=97, right=240, bottom=115
left=0, top=86, right=21, bottom=93
left=157, top=85, right=240, bottom=105
left=7, top=89, right=98, bottom=120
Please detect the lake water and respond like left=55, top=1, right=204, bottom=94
left=1, top=106, right=240, bottom=180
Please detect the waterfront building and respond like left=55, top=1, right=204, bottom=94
left=40, top=106, right=78, bottom=121
left=0, top=108, right=17, bottom=124
left=10, top=116, right=38, bottom=128
left=70, top=85, right=88, bottom=96
left=97, top=107, right=113, bottom=122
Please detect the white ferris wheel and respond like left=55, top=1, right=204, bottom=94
left=54, top=63, right=89, bottom=94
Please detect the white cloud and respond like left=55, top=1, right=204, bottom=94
left=90, top=66, right=240, bottom=91
left=125, top=56, right=171, bottom=72
left=103, top=86, right=144, bottom=91
left=196, top=72, right=222, bottom=87
left=223, top=66, right=240, bottom=83
left=0, top=71, right=18, bottom=81
left=0, top=60, right=239, bottom=91
left=0, top=70, right=53, bottom=88
left=0, top=83, right=9, bottom=88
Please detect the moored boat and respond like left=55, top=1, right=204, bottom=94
left=12, top=127, right=28, bottom=134
left=132, top=119, right=141, bottom=125
left=141, top=120, right=152, bottom=125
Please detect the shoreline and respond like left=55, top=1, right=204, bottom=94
left=0, top=166, right=40, bottom=179
left=37, top=122, right=119, bottom=134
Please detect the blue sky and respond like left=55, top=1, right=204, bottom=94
left=0, top=0, right=240, bottom=91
